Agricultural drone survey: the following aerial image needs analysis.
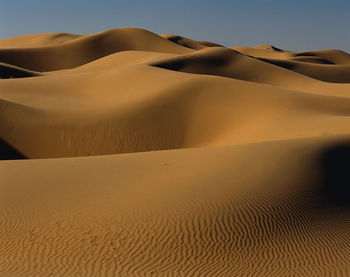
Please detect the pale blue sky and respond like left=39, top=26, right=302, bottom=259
left=0, top=0, right=349, bottom=52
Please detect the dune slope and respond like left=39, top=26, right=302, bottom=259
left=1, top=28, right=350, bottom=276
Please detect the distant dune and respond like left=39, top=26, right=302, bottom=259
left=1, top=28, right=350, bottom=276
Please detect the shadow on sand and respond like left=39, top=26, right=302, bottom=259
left=0, top=138, right=26, bottom=160
left=320, top=143, right=350, bottom=206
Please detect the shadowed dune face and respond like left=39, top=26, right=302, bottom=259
left=257, top=57, right=350, bottom=83
left=320, top=143, right=350, bottom=206
left=290, top=56, right=334, bottom=64
left=161, top=34, right=224, bottom=50
left=294, top=50, right=350, bottom=65
left=0, top=137, right=26, bottom=160
left=1, top=28, right=350, bottom=276
left=0, top=62, right=41, bottom=79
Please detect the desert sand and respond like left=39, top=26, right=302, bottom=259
left=0, top=28, right=350, bottom=276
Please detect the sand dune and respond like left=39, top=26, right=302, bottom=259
left=0, top=62, right=41, bottom=79
left=295, top=50, right=350, bottom=65
left=257, top=58, right=350, bottom=83
left=0, top=32, right=83, bottom=48
left=161, top=34, right=224, bottom=50
left=0, top=28, right=190, bottom=71
left=1, top=28, right=350, bottom=276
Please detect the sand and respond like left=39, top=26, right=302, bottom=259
left=0, top=28, right=350, bottom=276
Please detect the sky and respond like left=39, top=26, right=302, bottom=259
left=0, top=0, right=349, bottom=52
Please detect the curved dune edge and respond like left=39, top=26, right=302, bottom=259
left=1, top=28, right=350, bottom=276
left=0, top=62, right=42, bottom=79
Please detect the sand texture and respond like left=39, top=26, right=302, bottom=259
left=1, top=28, right=350, bottom=276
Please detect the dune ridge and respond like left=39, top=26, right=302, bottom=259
left=0, top=28, right=190, bottom=72
left=1, top=28, right=350, bottom=276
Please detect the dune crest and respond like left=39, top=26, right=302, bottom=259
left=1, top=28, right=350, bottom=276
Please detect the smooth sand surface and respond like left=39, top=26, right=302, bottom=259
left=1, top=28, right=350, bottom=276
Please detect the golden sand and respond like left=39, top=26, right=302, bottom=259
left=1, top=28, right=350, bottom=276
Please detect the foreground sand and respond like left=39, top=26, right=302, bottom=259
left=0, top=28, right=350, bottom=276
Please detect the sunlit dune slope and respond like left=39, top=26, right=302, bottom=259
left=1, top=136, right=350, bottom=276
left=1, top=28, right=350, bottom=276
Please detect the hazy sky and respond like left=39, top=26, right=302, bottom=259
left=1, top=0, right=349, bottom=52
